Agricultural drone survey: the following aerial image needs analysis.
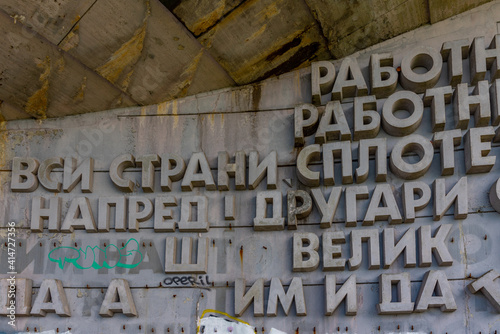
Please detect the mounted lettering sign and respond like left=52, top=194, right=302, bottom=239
left=1, top=3, right=500, bottom=333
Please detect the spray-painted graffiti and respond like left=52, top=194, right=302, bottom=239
left=48, top=238, right=143, bottom=270
left=163, top=275, right=212, bottom=289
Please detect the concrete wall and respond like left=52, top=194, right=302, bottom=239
left=1, top=2, right=500, bottom=333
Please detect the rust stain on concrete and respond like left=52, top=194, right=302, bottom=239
left=176, top=48, right=204, bottom=98
left=156, top=102, right=168, bottom=115
left=96, top=1, right=150, bottom=86
left=247, top=24, right=267, bottom=41
left=73, top=76, right=87, bottom=103
left=121, top=70, right=135, bottom=91
left=56, top=56, right=65, bottom=73
left=60, top=24, right=80, bottom=52
left=191, top=0, right=226, bottom=36
left=25, top=56, right=51, bottom=120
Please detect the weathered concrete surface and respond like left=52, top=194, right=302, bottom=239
left=198, top=0, right=332, bottom=84
left=0, top=4, right=500, bottom=334
left=0, top=214, right=496, bottom=287
left=166, top=0, right=246, bottom=37
left=428, top=0, right=494, bottom=23
left=59, top=0, right=235, bottom=105
left=305, top=0, right=430, bottom=59
left=0, top=0, right=496, bottom=121
left=0, top=0, right=95, bottom=44
left=0, top=10, right=136, bottom=120
left=0, top=280, right=494, bottom=334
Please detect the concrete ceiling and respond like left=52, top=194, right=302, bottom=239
left=0, top=0, right=493, bottom=121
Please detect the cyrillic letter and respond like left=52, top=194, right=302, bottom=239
left=248, top=151, right=277, bottom=189
left=332, top=57, right=368, bottom=101
left=109, top=154, right=135, bottom=192
left=11, top=157, right=39, bottom=192
left=419, top=224, right=453, bottom=267
left=424, top=86, right=453, bottom=132
left=160, top=154, right=186, bottom=191
left=382, top=91, right=424, bottom=136
left=441, top=39, right=469, bottom=86
left=31, top=279, right=70, bottom=317
left=179, top=196, right=209, bottom=232
left=38, top=157, right=63, bottom=192
left=294, top=104, right=319, bottom=146
left=31, top=197, right=61, bottom=232
left=353, top=95, right=380, bottom=140
left=467, top=270, right=500, bottom=312
left=61, top=197, right=97, bottom=232
left=390, top=134, right=433, bottom=179
left=323, top=141, right=353, bottom=185
left=345, top=186, right=369, bottom=227
left=311, top=187, right=342, bottom=228
left=470, top=35, right=500, bottom=85
left=181, top=152, right=216, bottom=191
left=433, top=129, right=462, bottom=176
left=433, top=177, right=468, bottom=220
left=253, top=191, right=284, bottom=231
left=402, top=181, right=431, bottom=223
left=453, top=81, right=491, bottom=129
left=349, top=229, right=380, bottom=270
left=99, top=279, right=137, bottom=317
left=400, top=46, right=442, bottom=93
left=293, top=232, right=319, bottom=272
left=218, top=151, right=246, bottom=190
left=128, top=197, right=153, bottom=232
left=415, top=270, right=457, bottom=312
left=356, top=138, right=387, bottom=183
left=323, top=231, right=346, bottom=271
left=325, top=274, right=357, bottom=315
left=63, top=157, right=94, bottom=193
left=136, top=154, right=160, bottom=192
left=154, top=196, right=177, bottom=232
left=311, top=61, right=336, bottom=105
left=234, top=278, right=265, bottom=317
left=296, top=144, right=320, bottom=187
left=464, top=127, right=496, bottom=174
left=363, top=184, right=402, bottom=225
left=315, top=101, right=351, bottom=143
left=370, top=53, right=397, bottom=98
left=164, top=237, right=208, bottom=273
left=377, top=273, right=414, bottom=314
left=98, top=197, right=127, bottom=232
left=383, top=228, right=416, bottom=269
left=267, top=277, right=306, bottom=316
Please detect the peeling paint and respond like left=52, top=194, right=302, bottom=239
left=96, top=1, right=150, bottom=86
left=25, top=56, right=51, bottom=120
left=60, top=24, right=80, bottom=52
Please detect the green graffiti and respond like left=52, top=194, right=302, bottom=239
left=48, top=238, right=143, bottom=270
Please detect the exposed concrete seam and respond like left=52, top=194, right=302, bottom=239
left=56, top=0, right=99, bottom=46
left=301, top=0, right=334, bottom=59
left=336, top=0, right=428, bottom=43
left=118, top=107, right=294, bottom=117
left=191, top=0, right=251, bottom=38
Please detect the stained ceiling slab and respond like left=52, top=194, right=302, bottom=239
left=0, top=0, right=495, bottom=121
